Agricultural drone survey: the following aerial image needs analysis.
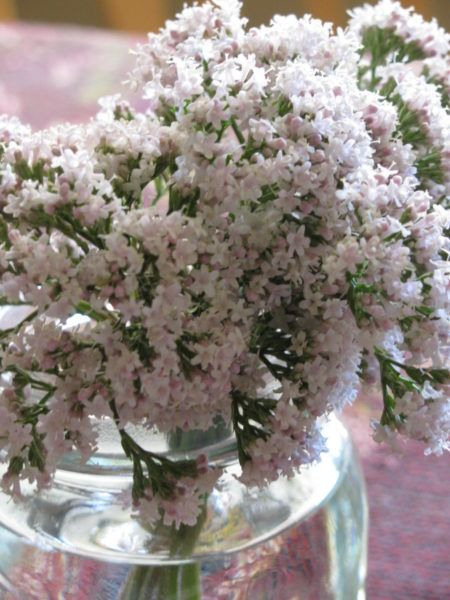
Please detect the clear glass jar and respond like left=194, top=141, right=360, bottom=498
left=0, top=413, right=367, bottom=599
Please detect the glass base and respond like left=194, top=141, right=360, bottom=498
left=0, top=417, right=367, bottom=599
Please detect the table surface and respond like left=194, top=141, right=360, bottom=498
left=0, top=22, right=449, bottom=600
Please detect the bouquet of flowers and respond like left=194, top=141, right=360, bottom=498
left=0, top=0, right=448, bottom=532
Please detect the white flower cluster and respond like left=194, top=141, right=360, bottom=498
left=0, top=0, right=448, bottom=527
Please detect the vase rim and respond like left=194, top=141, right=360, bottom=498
left=57, top=415, right=238, bottom=478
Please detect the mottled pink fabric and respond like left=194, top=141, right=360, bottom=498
left=0, top=22, right=448, bottom=600
left=345, top=393, right=450, bottom=600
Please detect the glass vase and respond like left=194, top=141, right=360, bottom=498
left=0, top=413, right=367, bottom=600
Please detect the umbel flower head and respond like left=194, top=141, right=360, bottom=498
left=0, top=0, right=448, bottom=527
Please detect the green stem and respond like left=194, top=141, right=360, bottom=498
left=120, top=562, right=201, bottom=600
left=0, top=308, right=38, bottom=342
left=120, top=564, right=162, bottom=600
left=75, top=300, right=112, bottom=323
left=116, top=426, right=208, bottom=600
left=161, top=565, right=181, bottom=599
left=230, top=117, right=245, bottom=146
left=58, top=210, right=105, bottom=249
left=181, top=563, right=201, bottom=599
left=53, top=215, right=90, bottom=253
left=5, top=365, right=56, bottom=392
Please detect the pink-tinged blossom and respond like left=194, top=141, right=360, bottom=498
left=349, top=0, right=450, bottom=58
left=0, top=0, right=448, bottom=527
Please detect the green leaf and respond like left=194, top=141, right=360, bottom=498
left=231, top=391, right=277, bottom=465
left=359, top=27, right=427, bottom=91
left=415, top=150, right=444, bottom=184
left=374, top=347, right=450, bottom=431
left=345, top=263, right=377, bottom=326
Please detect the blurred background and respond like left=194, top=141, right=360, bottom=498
left=0, top=0, right=449, bottom=31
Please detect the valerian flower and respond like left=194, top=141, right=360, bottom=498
left=0, top=0, right=448, bottom=527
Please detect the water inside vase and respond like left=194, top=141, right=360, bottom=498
left=0, top=416, right=367, bottom=600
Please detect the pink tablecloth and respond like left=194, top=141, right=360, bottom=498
left=0, top=22, right=449, bottom=600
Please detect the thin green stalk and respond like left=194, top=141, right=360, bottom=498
left=160, top=565, right=181, bottom=600
left=117, top=430, right=208, bottom=600
left=120, top=562, right=201, bottom=600
left=120, top=564, right=162, bottom=600
left=181, top=563, right=201, bottom=600
left=230, top=117, right=245, bottom=146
